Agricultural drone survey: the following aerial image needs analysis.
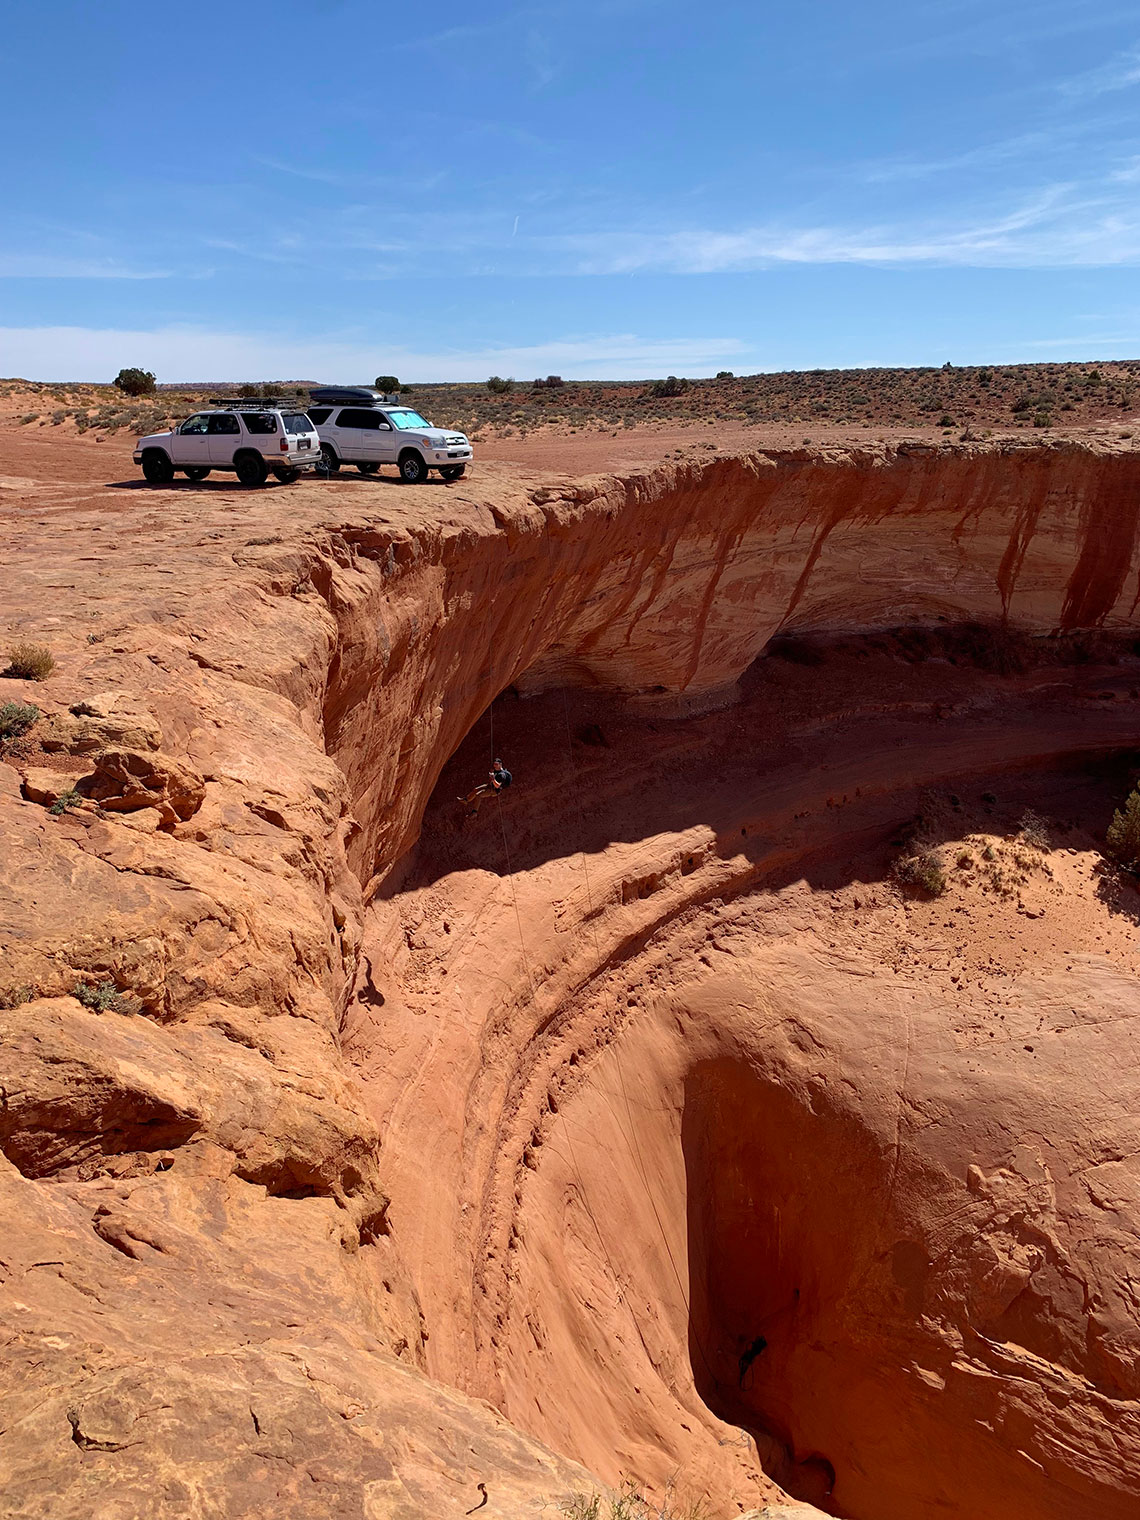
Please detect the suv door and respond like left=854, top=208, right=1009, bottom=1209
left=173, top=414, right=212, bottom=466
left=333, top=408, right=365, bottom=461
left=355, top=409, right=391, bottom=462
left=208, top=412, right=241, bottom=464
left=373, top=413, right=397, bottom=462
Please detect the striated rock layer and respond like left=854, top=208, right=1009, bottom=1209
left=2, top=439, right=1140, bottom=1518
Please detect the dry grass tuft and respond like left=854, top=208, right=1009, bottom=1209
left=5, top=643, right=55, bottom=681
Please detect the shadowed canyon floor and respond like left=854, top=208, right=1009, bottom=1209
left=2, top=417, right=1140, bottom=1518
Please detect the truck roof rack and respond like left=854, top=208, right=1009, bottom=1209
left=207, top=397, right=305, bottom=410
left=308, top=386, right=400, bottom=406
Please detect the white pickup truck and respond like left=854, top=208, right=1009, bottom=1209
left=134, top=401, right=321, bottom=487
left=305, top=387, right=473, bottom=482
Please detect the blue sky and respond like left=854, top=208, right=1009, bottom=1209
left=3, top=0, right=1140, bottom=381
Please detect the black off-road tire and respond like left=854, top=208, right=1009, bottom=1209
left=399, top=449, right=428, bottom=484
left=141, top=449, right=174, bottom=484
left=183, top=466, right=210, bottom=482
left=235, top=451, right=268, bottom=488
left=440, top=464, right=466, bottom=481
left=357, top=462, right=380, bottom=476
left=272, top=466, right=300, bottom=483
left=320, top=444, right=340, bottom=474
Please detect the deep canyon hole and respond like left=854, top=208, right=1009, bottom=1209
left=389, top=623, right=1140, bottom=1517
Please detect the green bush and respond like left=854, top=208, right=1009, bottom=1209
left=1106, top=786, right=1140, bottom=868
left=5, top=642, right=54, bottom=681
left=374, top=375, right=400, bottom=391
left=0, top=702, right=40, bottom=739
left=893, top=851, right=948, bottom=896
left=49, top=787, right=82, bottom=816
left=74, top=979, right=137, bottom=1013
left=646, top=376, right=689, bottom=398
left=486, top=375, right=514, bottom=394
left=113, top=367, right=156, bottom=397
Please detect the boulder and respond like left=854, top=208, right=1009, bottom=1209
left=82, top=749, right=205, bottom=824
left=38, top=691, right=162, bottom=755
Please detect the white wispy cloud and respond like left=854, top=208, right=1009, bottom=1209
left=0, top=255, right=175, bottom=279
left=1060, top=44, right=1140, bottom=99
left=0, top=325, right=747, bottom=384
left=557, top=184, right=1140, bottom=272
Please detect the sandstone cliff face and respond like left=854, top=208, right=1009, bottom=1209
left=2, top=440, right=1140, bottom=1518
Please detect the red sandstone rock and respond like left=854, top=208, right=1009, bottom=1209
left=2, top=434, right=1140, bottom=1517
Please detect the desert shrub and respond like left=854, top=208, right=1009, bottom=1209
left=893, top=851, right=948, bottom=896
left=1106, top=786, right=1140, bottom=868
left=237, top=383, right=259, bottom=398
left=486, top=375, right=514, bottom=394
left=716, top=370, right=734, bottom=379
left=1018, top=809, right=1050, bottom=850
left=74, top=979, right=138, bottom=1014
left=956, top=849, right=974, bottom=868
left=0, top=984, right=32, bottom=1009
left=5, top=643, right=54, bottom=681
left=374, top=375, right=400, bottom=391
left=561, top=1481, right=707, bottom=1520
left=49, top=788, right=82, bottom=816
left=113, top=367, right=156, bottom=397
left=1033, top=411, right=1052, bottom=428
left=646, top=376, right=690, bottom=398
left=0, top=702, right=40, bottom=739
left=939, top=414, right=954, bottom=428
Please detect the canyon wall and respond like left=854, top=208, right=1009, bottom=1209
left=2, top=440, right=1140, bottom=1517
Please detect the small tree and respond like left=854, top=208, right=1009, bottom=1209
left=716, top=370, right=734, bottom=380
left=113, top=367, right=156, bottom=397
left=1106, top=786, right=1140, bottom=868
left=486, top=376, right=514, bottom=394
left=374, top=375, right=400, bottom=392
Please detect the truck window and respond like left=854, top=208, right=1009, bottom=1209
left=244, top=413, right=278, bottom=435
left=179, top=414, right=210, bottom=434
left=208, top=414, right=240, bottom=434
left=306, top=408, right=333, bottom=425
left=284, top=413, right=313, bottom=433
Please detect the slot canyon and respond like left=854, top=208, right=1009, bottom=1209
left=4, top=438, right=1140, bottom=1518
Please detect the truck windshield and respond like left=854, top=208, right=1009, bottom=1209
left=386, top=409, right=430, bottom=430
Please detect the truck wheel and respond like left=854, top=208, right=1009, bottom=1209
left=357, top=462, right=379, bottom=476
left=235, top=452, right=268, bottom=488
left=399, top=450, right=428, bottom=483
left=320, top=444, right=340, bottom=474
left=272, top=467, right=300, bottom=483
left=141, top=449, right=174, bottom=484
left=440, top=464, right=465, bottom=481
left=184, top=466, right=210, bottom=482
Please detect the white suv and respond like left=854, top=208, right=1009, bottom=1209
left=306, top=387, right=473, bottom=483
left=133, top=402, right=321, bottom=487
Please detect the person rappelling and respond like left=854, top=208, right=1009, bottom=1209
left=459, top=758, right=512, bottom=816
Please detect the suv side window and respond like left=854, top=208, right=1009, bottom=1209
left=357, top=412, right=384, bottom=431
left=306, top=407, right=333, bottom=425
left=208, top=414, right=240, bottom=435
left=244, top=413, right=278, bottom=435
left=335, top=408, right=366, bottom=427
left=180, top=414, right=210, bottom=434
